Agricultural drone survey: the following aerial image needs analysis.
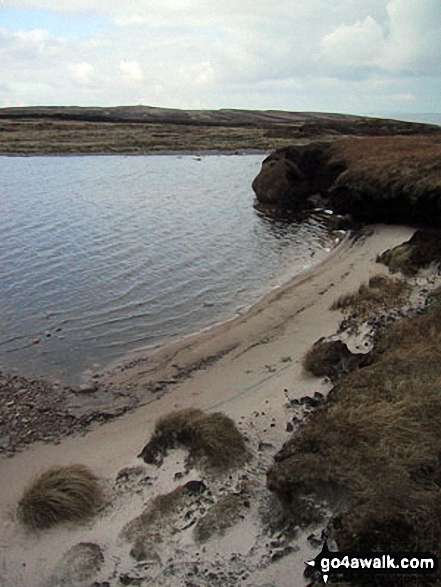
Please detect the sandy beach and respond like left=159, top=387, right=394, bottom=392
left=0, top=223, right=423, bottom=587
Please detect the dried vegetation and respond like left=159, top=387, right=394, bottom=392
left=138, top=408, right=248, bottom=472
left=330, top=274, right=410, bottom=316
left=302, top=339, right=371, bottom=380
left=17, top=464, right=103, bottom=530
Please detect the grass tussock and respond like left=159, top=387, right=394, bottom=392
left=138, top=408, right=248, bottom=472
left=269, top=291, right=441, bottom=561
left=378, top=229, right=441, bottom=275
left=302, top=338, right=371, bottom=380
left=331, top=274, right=410, bottom=316
left=17, top=464, right=103, bottom=530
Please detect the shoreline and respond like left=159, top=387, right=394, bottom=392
left=95, top=228, right=345, bottom=389
left=0, top=222, right=416, bottom=475
left=0, top=223, right=425, bottom=587
left=0, top=226, right=345, bottom=456
left=0, top=225, right=411, bottom=453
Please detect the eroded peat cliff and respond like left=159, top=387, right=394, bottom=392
left=252, top=135, right=441, bottom=226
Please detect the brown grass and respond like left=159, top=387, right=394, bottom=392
left=17, top=464, right=103, bottom=530
left=269, top=291, right=441, bottom=565
left=138, top=408, right=248, bottom=472
left=302, top=338, right=371, bottom=380
left=331, top=274, right=409, bottom=313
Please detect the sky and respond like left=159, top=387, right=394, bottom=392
left=0, top=0, right=440, bottom=115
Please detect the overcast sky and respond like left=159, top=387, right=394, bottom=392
left=1, top=0, right=440, bottom=115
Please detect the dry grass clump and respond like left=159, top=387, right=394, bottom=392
left=378, top=229, right=441, bottom=275
left=269, top=291, right=441, bottom=559
left=17, top=464, right=103, bottom=530
left=138, top=408, right=248, bottom=472
left=303, top=338, right=371, bottom=380
left=331, top=274, right=409, bottom=316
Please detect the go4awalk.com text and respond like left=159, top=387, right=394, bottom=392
left=306, top=542, right=438, bottom=583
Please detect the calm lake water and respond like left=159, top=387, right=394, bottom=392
left=0, top=154, right=337, bottom=384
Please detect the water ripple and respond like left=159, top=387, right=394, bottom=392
left=0, top=155, right=337, bottom=384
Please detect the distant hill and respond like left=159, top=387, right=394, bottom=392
left=0, top=105, right=439, bottom=129
left=1, top=106, right=440, bottom=155
left=369, top=112, right=441, bottom=126
left=0, top=105, right=366, bottom=125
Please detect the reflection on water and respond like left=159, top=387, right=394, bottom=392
left=0, top=155, right=337, bottom=384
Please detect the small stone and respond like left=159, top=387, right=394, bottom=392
left=80, top=383, right=98, bottom=393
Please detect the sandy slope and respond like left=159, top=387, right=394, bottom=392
left=0, top=224, right=416, bottom=587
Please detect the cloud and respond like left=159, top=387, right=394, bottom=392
left=387, top=93, right=416, bottom=101
left=120, top=60, right=143, bottom=82
left=322, top=16, right=385, bottom=67
left=70, top=62, right=95, bottom=85
left=4, top=0, right=386, bottom=32
left=0, top=0, right=439, bottom=113
left=321, top=0, right=441, bottom=76
left=0, top=26, right=66, bottom=63
left=381, top=0, right=441, bottom=73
